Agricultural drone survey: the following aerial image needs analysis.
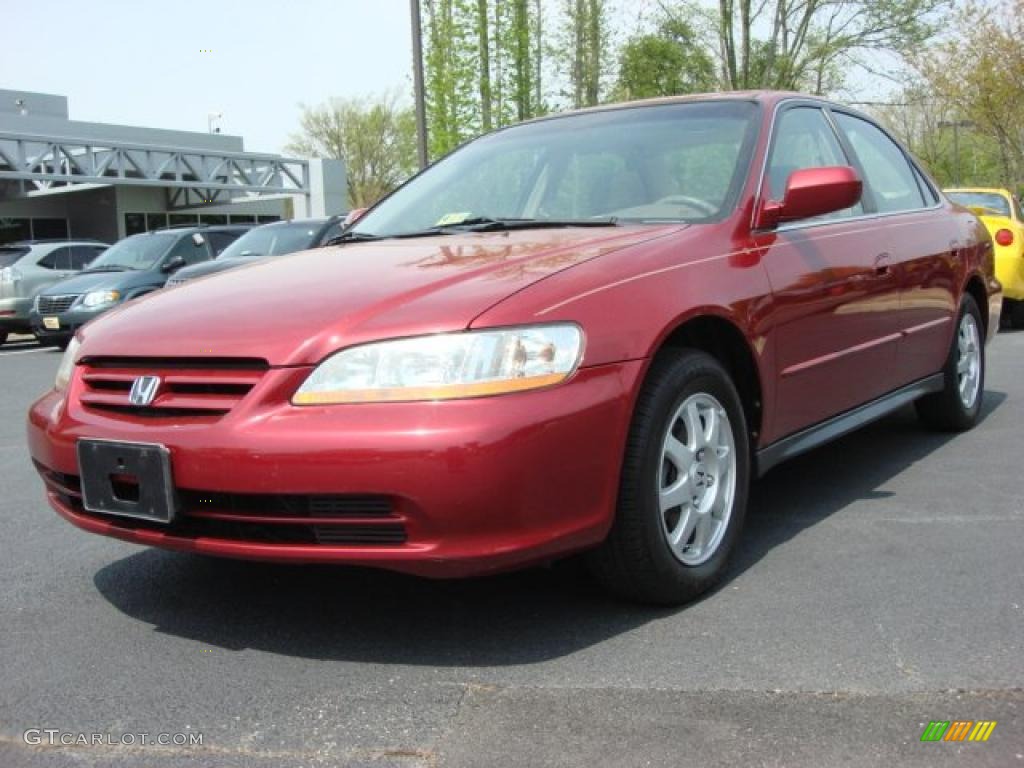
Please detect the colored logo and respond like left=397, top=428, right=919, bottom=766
left=920, top=720, right=997, bottom=742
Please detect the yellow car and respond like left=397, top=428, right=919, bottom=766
left=946, top=187, right=1024, bottom=328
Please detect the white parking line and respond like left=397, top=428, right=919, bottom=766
left=0, top=346, right=55, bottom=357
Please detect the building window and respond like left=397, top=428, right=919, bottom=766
left=33, top=218, right=70, bottom=239
left=168, top=213, right=199, bottom=227
left=199, top=214, right=227, bottom=226
left=125, top=213, right=146, bottom=236
left=228, top=214, right=256, bottom=224
left=146, top=213, right=168, bottom=231
left=0, top=218, right=33, bottom=244
left=257, top=215, right=281, bottom=224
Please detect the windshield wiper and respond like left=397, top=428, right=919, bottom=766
left=323, top=217, right=619, bottom=245
left=392, top=216, right=620, bottom=238
left=323, top=230, right=383, bottom=246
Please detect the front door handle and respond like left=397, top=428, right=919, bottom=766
left=874, top=252, right=892, bottom=275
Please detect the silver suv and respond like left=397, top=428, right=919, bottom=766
left=0, top=240, right=108, bottom=345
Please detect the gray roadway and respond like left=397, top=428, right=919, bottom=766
left=1, top=333, right=1021, bottom=767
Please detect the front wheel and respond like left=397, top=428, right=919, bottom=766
left=916, top=295, right=985, bottom=431
left=589, top=349, right=750, bottom=605
left=0, top=331, right=7, bottom=347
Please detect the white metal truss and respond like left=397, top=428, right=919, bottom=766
left=0, top=131, right=310, bottom=205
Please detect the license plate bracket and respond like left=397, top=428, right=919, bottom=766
left=77, top=439, right=177, bottom=524
left=42, top=316, right=60, bottom=330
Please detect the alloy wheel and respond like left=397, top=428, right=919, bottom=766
left=956, top=313, right=981, bottom=409
left=658, top=392, right=737, bottom=566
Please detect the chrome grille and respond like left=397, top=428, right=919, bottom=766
left=37, top=294, right=79, bottom=314
left=78, top=357, right=268, bottom=419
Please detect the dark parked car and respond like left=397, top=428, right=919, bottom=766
left=30, top=225, right=249, bottom=347
left=0, top=240, right=109, bottom=346
left=165, top=216, right=345, bottom=287
left=28, top=92, right=999, bottom=604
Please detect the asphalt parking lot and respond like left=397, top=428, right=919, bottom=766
left=1, top=333, right=1022, bottom=767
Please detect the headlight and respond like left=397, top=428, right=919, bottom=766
left=292, top=324, right=584, bottom=404
left=81, top=290, right=121, bottom=308
left=54, top=337, right=81, bottom=391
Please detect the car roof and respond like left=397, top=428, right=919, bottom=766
left=254, top=218, right=332, bottom=228
left=146, top=224, right=252, bottom=235
left=7, top=239, right=108, bottom=246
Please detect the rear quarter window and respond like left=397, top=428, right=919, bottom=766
left=0, top=247, right=30, bottom=267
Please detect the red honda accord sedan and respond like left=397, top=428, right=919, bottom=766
left=28, top=92, right=1000, bottom=603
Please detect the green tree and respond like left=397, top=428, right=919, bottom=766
left=659, top=0, right=948, bottom=93
left=915, top=0, right=1024, bottom=191
left=423, top=0, right=479, bottom=158
left=556, top=0, right=613, bottom=108
left=616, top=17, right=715, bottom=99
left=286, top=94, right=417, bottom=207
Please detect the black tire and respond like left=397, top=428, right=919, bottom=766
left=915, top=295, right=985, bottom=431
left=588, top=349, right=750, bottom=605
left=0, top=331, right=7, bottom=347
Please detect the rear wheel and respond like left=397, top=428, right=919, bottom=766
left=916, top=295, right=984, bottom=431
left=0, top=331, right=7, bottom=347
left=589, top=349, right=750, bottom=604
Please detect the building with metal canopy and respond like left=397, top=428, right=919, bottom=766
left=0, top=89, right=346, bottom=244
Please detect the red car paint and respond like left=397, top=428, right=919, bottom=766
left=27, top=92, right=1000, bottom=577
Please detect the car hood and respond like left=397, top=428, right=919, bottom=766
left=78, top=225, right=681, bottom=366
left=39, top=270, right=151, bottom=296
left=174, top=257, right=264, bottom=281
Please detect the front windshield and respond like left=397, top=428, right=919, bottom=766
left=354, top=100, right=760, bottom=237
left=217, top=223, right=317, bottom=259
left=947, top=191, right=1012, bottom=217
left=86, top=233, right=178, bottom=270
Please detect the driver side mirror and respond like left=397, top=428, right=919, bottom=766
left=756, top=166, right=862, bottom=229
left=162, top=255, right=187, bottom=273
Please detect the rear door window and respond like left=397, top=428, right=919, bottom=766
left=833, top=113, right=925, bottom=213
left=37, top=247, right=73, bottom=270
left=69, top=245, right=103, bottom=270
left=206, top=231, right=242, bottom=255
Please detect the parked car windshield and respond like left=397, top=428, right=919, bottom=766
left=353, top=100, right=760, bottom=237
left=217, top=223, right=317, bottom=259
left=0, top=246, right=30, bottom=267
left=947, top=191, right=1011, bottom=217
left=85, top=232, right=178, bottom=271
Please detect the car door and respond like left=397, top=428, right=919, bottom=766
left=830, top=111, right=958, bottom=385
left=758, top=105, right=903, bottom=441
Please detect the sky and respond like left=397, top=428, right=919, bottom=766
left=1, top=0, right=415, bottom=154
left=2, top=0, right=931, bottom=158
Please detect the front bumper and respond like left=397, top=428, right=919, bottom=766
left=28, top=361, right=643, bottom=577
left=29, top=305, right=111, bottom=344
left=0, top=297, right=32, bottom=333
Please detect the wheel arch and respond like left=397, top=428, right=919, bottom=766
left=964, top=273, right=989, bottom=336
left=650, top=313, right=764, bottom=445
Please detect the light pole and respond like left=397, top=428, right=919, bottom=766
left=410, top=0, right=429, bottom=169
left=939, top=120, right=975, bottom=185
